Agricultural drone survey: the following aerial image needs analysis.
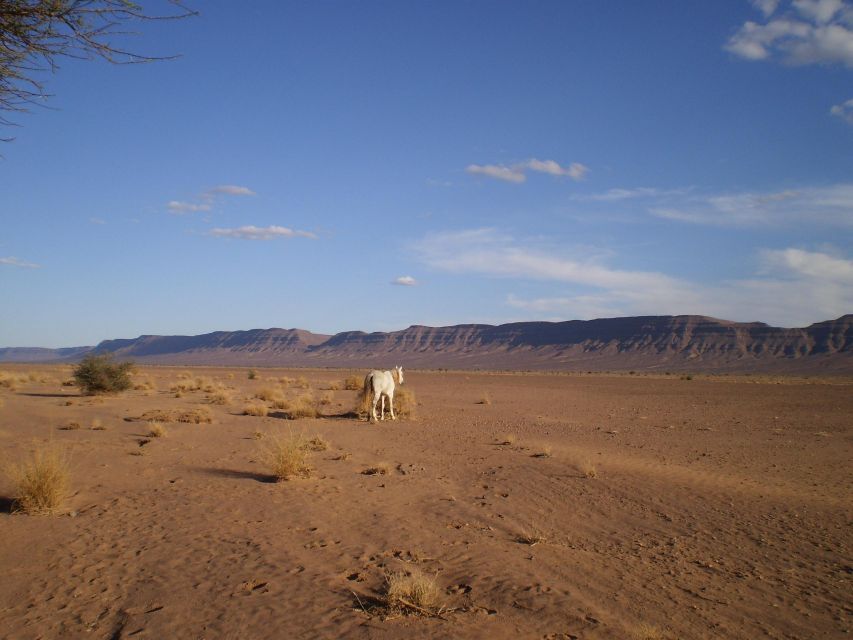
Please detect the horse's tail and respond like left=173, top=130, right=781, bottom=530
left=358, top=372, right=373, bottom=416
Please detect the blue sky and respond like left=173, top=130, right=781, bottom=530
left=2, top=0, right=852, bottom=347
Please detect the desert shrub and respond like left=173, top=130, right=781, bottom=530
left=477, top=392, right=492, bottom=405
left=393, top=387, right=417, bottom=418
left=277, top=393, right=319, bottom=419
left=133, top=376, right=156, bottom=391
left=177, top=370, right=192, bottom=379
left=177, top=407, right=213, bottom=424
left=319, top=391, right=333, bottom=406
left=515, top=526, right=546, bottom=545
left=278, top=376, right=295, bottom=386
left=306, top=434, right=329, bottom=451
left=72, top=354, right=134, bottom=395
left=344, top=375, right=363, bottom=391
left=247, top=369, right=258, bottom=380
left=243, top=403, right=269, bottom=417
left=325, top=381, right=340, bottom=391
left=260, top=432, right=311, bottom=480
left=385, top=571, right=442, bottom=613
left=147, top=422, right=167, bottom=437
left=294, top=376, right=310, bottom=389
left=208, top=390, right=231, bottom=405
left=6, top=444, right=70, bottom=514
left=255, top=387, right=284, bottom=402
left=362, top=462, right=390, bottom=475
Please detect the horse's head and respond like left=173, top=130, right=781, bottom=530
left=395, top=365, right=404, bottom=385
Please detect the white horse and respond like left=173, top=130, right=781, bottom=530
left=362, top=366, right=404, bottom=422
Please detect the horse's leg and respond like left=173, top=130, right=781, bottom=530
left=370, top=392, right=378, bottom=422
left=387, top=390, right=396, bottom=420
left=380, top=395, right=386, bottom=421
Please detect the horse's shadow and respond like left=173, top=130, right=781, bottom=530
left=266, top=411, right=361, bottom=421
left=193, top=467, right=277, bottom=483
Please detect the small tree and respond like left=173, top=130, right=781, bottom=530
left=72, top=353, right=134, bottom=395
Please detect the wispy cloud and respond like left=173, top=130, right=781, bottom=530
left=831, top=97, right=853, bottom=123
left=1, top=256, right=40, bottom=268
left=466, top=164, right=526, bottom=183
left=89, top=217, right=106, bottom=225
left=524, top=159, right=589, bottom=180
left=391, top=276, right=418, bottom=286
left=726, top=0, right=853, bottom=67
left=208, top=225, right=316, bottom=240
left=648, top=183, right=853, bottom=227
left=206, top=185, right=256, bottom=197
left=413, top=229, right=853, bottom=326
left=168, top=200, right=212, bottom=214
left=167, top=184, right=256, bottom=215
left=466, top=158, right=588, bottom=184
left=577, top=187, right=686, bottom=202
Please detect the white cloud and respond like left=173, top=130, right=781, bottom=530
left=648, top=183, right=853, bottom=227
left=577, top=187, right=682, bottom=202
left=830, top=97, right=853, bottom=122
left=413, top=229, right=853, bottom=326
left=89, top=217, right=106, bottom=225
left=753, top=0, right=781, bottom=17
left=392, top=276, right=418, bottom=286
left=206, top=185, right=256, bottom=197
left=168, top=184, right=256, bottom=215
left=466, top=164, right=526, bottom=183
left=167, top=200, right=212, bottom=214
left=466, top=158, right=588, bottom=184
left=760, top=247, right=853, bottom=279
left=524, top=159, right=589, bottom=180
left=208, top=225, right=317, bottom=240
left=1, top=256, right=40, bottom=268
left=726, top=0, right=853, bottom=67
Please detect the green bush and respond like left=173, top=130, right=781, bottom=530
left=72, top=354, right=134, bottom=395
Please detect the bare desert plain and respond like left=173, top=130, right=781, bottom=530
left=0, top=364, right=850, bottom=640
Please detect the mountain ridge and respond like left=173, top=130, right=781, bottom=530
left=2, top=315, right=851, bottom=373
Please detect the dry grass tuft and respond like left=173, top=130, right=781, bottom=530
left=247, top=369, right=258, bottom=380
left=259, top=432, right=311, bottom=480
left=6, top=444, right=70, bottom=514
left=498, top=434, right=516, bottom=446
left=255, top=386, right=284, bottom=402
left=477, top=392, right=492, bottom=405
left=62, top=421, right=82, bottom=431
left=90, top=418, right=103, bottom=430
left=252, top=429, right=264, bottom=440
left=532, top=446, right=552, bottom=458
left=362, top=462, right=390, bottom=476
left=133, top=376, right=156, bottom=391
left=177, top=371, right=193, bottom=379
left=515, top=526, right=546, bottom=546
left=208, top=390, right=232, bottom=405
left=305, top=434, right=329, bottom=451
left=278, top=376, right=295, bottom=386
left=393, top=387, right=417, bottom=418
left=243, top=403, right=269, bottom=417
left=632, top=623, right=670, bottom=640
left=276, top=393, right=319, bottom=419
left=385, top=570, right=443, bottom=614
left=294, top=376, right=310, bottom=389
left=147, top=422, right=167, bottom=438
left=318, top=391, right=333, bottom=406
left=344, top=375, right=363, bottom=391
left=177, top=407, right=213, bottom=424
left=325, top=381, right=340, bottom=391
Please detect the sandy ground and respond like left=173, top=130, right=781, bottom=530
left=0, top=365, right=850, bottom=640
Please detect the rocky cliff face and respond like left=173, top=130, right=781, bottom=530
left=3, top=315, right=851, bottom=372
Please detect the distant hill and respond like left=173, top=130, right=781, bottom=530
left=2, top=315, right=851, bottom=373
